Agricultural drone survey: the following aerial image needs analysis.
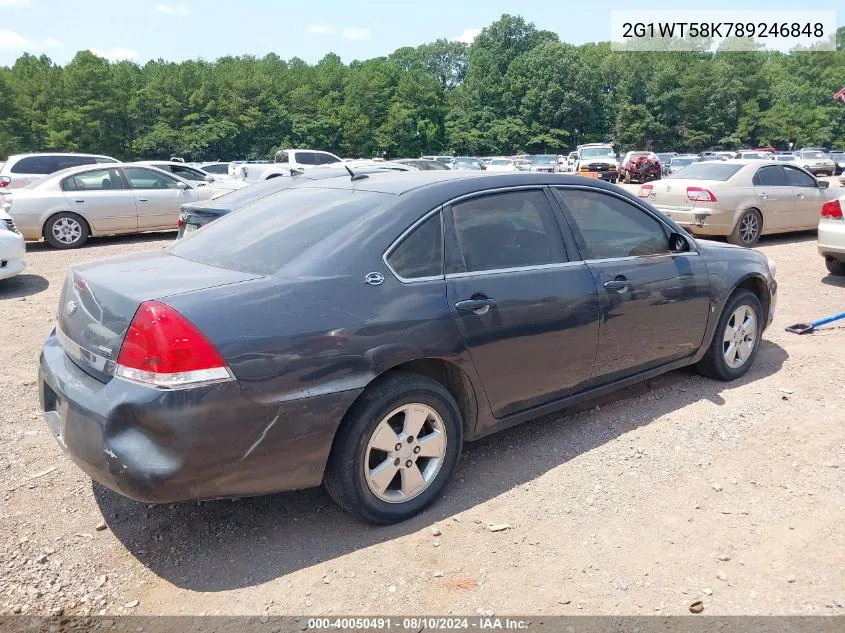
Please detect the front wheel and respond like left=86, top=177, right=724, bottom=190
left=324, top=371, right=463, bottom=524
left=826, top=257, right=845, bottom=276
left=696, top=289, right=763, bottom=381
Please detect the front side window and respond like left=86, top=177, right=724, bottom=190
left=202, top=163, right=229, bottom=174
left=782, top=166, right=816, bottom=188
left=555, top=189, right=669, bottom=260
left=170, top=165, right=207, bottom=181
left=386, top=212, right=443, bottom=279
left=448, top=190, right=567, bottom=273
left=124, top=167, right=181, bottom=190
left=295, top=152, right=317, bottom=166
left=61, top=168, right=127, bottom=191
left=315, top=153, right=341, bottom=166
left=752, top=166, right=788, bottom=187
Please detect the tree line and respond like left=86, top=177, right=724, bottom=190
left=0, top=15, right=843, bottom=161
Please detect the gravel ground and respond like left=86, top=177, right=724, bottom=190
left=1, top=183, right=844, bottom=617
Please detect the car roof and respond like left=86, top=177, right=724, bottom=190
left=7, top=152, right=114, bottom=161
left=134, top=160, right=204, bottom=168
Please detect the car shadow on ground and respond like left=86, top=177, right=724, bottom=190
left=821, top=274, right=845, bottom=288
left=24, top=231, right=177, bottom=253
left=94, top=340, right=788, bottom=593
left=0, top=273, right=49, bottom=299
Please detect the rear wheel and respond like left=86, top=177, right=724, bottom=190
left=696, top=289, right=763, bottom=381
left=324, top=371, right=463, bottom=524
left=728, top=209, right=762, bottom=247
left=826, top=257, right=845, bottom=276
left=44, top=212, right=89, bottom=249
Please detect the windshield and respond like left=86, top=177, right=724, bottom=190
left=580, top=147, right=614, bottom=159
left=667, top=163, right=743, bottom=181
left=170, top=188, right=390, bottom=275
left=670, top=157, right=696, bottom=167
left=490, top=159, right=513, bottom=165
left=831, top=153, right=845, bottom=161
left=532, top=155, right=556, bottom=164
left=801, top=151, right=825, bottom=159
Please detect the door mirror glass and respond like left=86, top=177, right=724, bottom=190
left=204, top=175, right=215, bottom=182
left=819, top=180, right=830, bottom=189
left=669, top=232, right=691, bottom=253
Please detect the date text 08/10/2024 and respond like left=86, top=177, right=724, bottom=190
left=307, top=618, right=531, bottom=630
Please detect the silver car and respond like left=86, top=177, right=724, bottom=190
left=797, top=150, right=836, bottom=176
left=638, top=159, right=837, bottom=246
left=3, top=163, right=215, bottom=249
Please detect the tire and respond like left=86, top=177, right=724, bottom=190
left=825, top=257, right=845, bottom=276
left=727, top=208, right=762, bottom=247
left=324, top=371, right=463, bottom=524
left=44, top=212, right=89, bottom=249
left=696, top=289, right=764, bottom=381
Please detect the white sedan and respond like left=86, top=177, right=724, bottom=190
left=486, top=158, right=517, bottom=172
left=0, top=209, right=25, bottom=280
left=4, top=163, right=215, bottom=249
left=819, top=193, right=845, bottom=275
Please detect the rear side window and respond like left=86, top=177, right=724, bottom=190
left=667, top=163, right=743, bottom=181
left=386, top=213, right=443, bottom=280
left=752, top=166, right=787, bottom=186
left=556, top=189, right=669, bottom=259
left=448, top=190, right=567, bottom=273
left=202, top=163, right=229, bottom=174
left=275, top=151, right=289, bottom=164
left=11, top=156, right=57, bottom=174
left=169, top=188, right=391, bottom=275
left=314, top=153, right=340, bottom=166
left=61, top=168, right=127, bottom=191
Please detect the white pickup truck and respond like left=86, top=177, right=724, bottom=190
left=236, top=149, right=344, bottom=182
left=573, top=143, right=619, bottom=182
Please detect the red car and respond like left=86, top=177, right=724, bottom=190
left=618, top=152, right=662, bottom=184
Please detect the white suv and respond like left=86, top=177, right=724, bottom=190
left=0, top=153, right=119, bottom=191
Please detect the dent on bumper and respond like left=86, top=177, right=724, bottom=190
left=39, top=331, right=361, bottom=503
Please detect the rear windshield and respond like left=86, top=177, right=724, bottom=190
left=532, top=155, right=556, bottom=164
left=191, top=175, right=297, bottom=209
left=667, top=163, right=743, bottom=181
left=169, top=188, right=390, bottom=275
left=801, top=151, right=825, bottom=159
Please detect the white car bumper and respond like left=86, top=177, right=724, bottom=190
left=818, top=218, right=845, bottom=260
left=0, top=228, right=26, bottom=280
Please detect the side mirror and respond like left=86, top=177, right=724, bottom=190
left=670, top=232, right=691, bottom=253
left=204, top=175, right=215, bottom=183
left=819, top=180, right=830, bottom=189
left=176, top=181, right=188, bottom=190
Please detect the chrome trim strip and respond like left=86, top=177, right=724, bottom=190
left=444, top=261, right=585, bottom=280
left=56, top=326, right=115, bottom=375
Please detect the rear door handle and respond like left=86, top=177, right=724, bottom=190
left=74, top=199, right=84, bottom=203
left=455, top=298, right=496, bottom=315
left=757, top=193, right=768, bottom=199
left=604, top=279, right=630, bottom=292
left=137, top=199, right=149, bottom=202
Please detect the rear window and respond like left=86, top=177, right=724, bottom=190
left=667, top=163, right=743, bottom=181
left=169, top=188, right=390, bottom=275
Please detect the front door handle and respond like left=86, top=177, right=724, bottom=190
left=455, top=298, right=496, bottom=315
left=604, top=278, right=630, bottom=292
left=137, top=198, right=149, bottom=202
left=796, top=193, right=806, bottom=199
left=74, top=199, right=84, bottom=203
left=757, top=192, right=768, bottom=199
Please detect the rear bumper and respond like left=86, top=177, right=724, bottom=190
left=818, top=219, right=845, bottom=260
left=39, top=330, right=360, bottom=503
left=0, top=230, right=26, bottom=279
left=654, top=206, right=734, bottom=236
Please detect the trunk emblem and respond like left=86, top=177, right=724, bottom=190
left=65, top=300, right=78, bottom=316
left=365, top=272, right=385, bottom=286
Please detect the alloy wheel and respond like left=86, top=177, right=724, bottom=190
left=723, top=305, right=757, bottom=369
left=52, top=217, right=83, bottom=245
left=739, top=214, right=759, bottom=244
left=364, top=403, right=447, bottom=503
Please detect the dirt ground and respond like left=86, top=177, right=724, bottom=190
left=1, top=183, right=844, bottom=618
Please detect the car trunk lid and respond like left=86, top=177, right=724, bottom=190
left=56, top=250, right=261, bottom=382
left=645, top=178, right=721, bottom=212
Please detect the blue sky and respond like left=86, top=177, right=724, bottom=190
left=0, top=0, right=841, bottom=66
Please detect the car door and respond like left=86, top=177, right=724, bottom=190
left=60, top=167, right=137, bottom=233
left=751, top=165, right=795, bottom=230
left=444, top=188, right=600, bottom=418
left=782, top=165, right=826, bottom=229
left=123, top=166, right=196, bottom=230
left=553, top=187, right=711, bottom=381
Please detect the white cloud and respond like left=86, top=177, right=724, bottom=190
left=0, top=0, right=29, bottom=7
left=153, top=3, right=190, bottom=16
left=343, top=28, right=371, bottom=41
left=0, top=29, right=30, bottom=50
left=453, top=28, right=481, bottom=44
left=307, top=23, right=336, bottom=35
left=89, top=47, right=139, bottom=61
left=44, top=37, right=62, bottom=48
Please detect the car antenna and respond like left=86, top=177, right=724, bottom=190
left=345, top=164, right=369, bottom=182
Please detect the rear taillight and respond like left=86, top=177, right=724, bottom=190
left=821, top=199, right=843, bottom=219
left=638, top=184, right=653, bottom=198
left=687, top=187, right=718, bottom=203
left=0, top=177, right=10, bottom=188
left=115, top=301, right=232, bottom=388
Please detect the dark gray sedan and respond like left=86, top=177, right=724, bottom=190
left=39, top=172, right=777, bottom=524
